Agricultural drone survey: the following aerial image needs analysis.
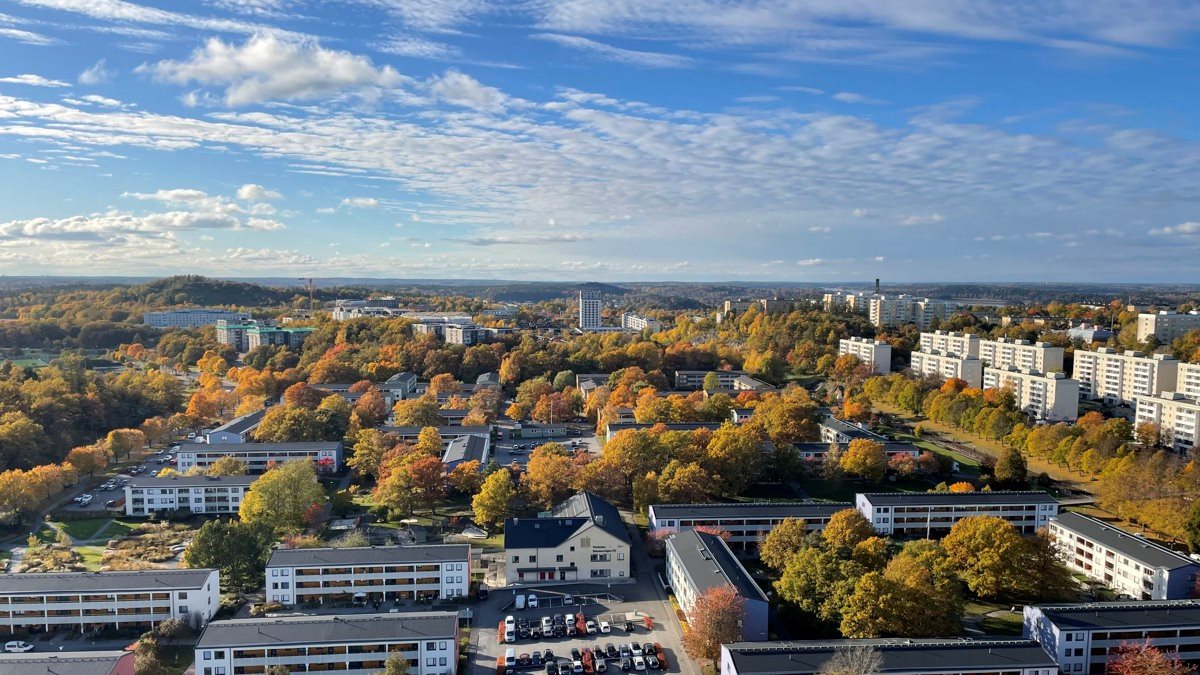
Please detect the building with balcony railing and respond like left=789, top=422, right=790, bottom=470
left=856, top=491, right=1058, bottom=538
left=1024, top=600, right=1200, bottom=673
left=264, top=544, right=470, bottom=606
left=1072, top=348, right=1177, bottom=406
left=176, top=442, right=342, bottom=474
left=125, top=474, right=256, bottom=516
left=648, top=502, right=852, bottom=553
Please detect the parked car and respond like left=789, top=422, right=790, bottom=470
left=632, top=657, right=646, bottom=672
left=595, top=657, right=608, bottom=672
left=3, top=641, right=33, bottom=653
left=572, top=661, right=584, bottom=673
left=604, top=644, right=617, bottom=659
left=645, top=655, right=660, bottom=670
left=532, top=652, right=544, bottom=666
left=562, top=594, right=573, bottom=605
left=546, top=662, right=559, bottom=675
left=623, top=621, right=635, bottom=632
left=618, top=645, right=631, bottom=659
left=519, top=654, right=532, bottom=666
left=541, top=617, right=553, bottom=633
left=78, top=494, right=93, bottom=506
left=543, top=650, right=555, bottom=664
left=104, top=500, right=117, bottom=508
left=619, top=658, right=631, bottom=671
left=642, top=644, right=655, bottom=658
left=586, top=620, right=598, bottom=635
left=527, top=594, right=539, bottom=609
left=630, top=644, right=643, bottom=657
left=598, top=620, right=611, bottom=634
left=479, top=588, right=489, bottom=601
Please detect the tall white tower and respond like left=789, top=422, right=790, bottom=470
left=578, top=289, right=601, bottom=329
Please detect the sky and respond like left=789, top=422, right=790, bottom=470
left=0, top=2, right=1199, bottom=282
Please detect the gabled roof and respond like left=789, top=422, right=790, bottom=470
left=0, top=569, right=215, bottom=594
left=0, top=651, right=132, bottom=675
left=505, top=491, right=629, bottom=550
left=442, top=435, right=488, bottom=465
left=666, top=529, right=767, bottom=603
left=1051, top=511, right=1197, bottom=571
left=209, top=408, right=266, bottom=436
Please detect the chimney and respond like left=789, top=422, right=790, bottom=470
left=875, top=278, right=880, bottom=294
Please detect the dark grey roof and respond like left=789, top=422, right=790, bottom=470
left=675, top=370, right=747, bottom=376
left=476, top=372, right=500, bottom=385
left=792, top=442, right=919, bottom=455
left=666, top=529, right=767, bottom=603
left=438, top=409, right=470, bottom=419
left=606, top=423, right=723, bottom=433
left=315, top=379, right=412, bottom=392
left=505, top=491, right=630, bottom=550
left=723, top=639, right=1056, bottom=674
left=0, top=569, right=215, bottom=594
left=859, top=491, right=1058, bottom=506
left=1052, top=512, right=1197, bottom=570
left=267, top=544, right=470, bottom=568
left=1033, top=600, right=1200, bottom=630
left=210, top=408, right=266, bottom=436
left=819, top=417, right=886, bottom=440
left=380, top=425, right=491, bottom=437
left=650, top=501, right=851, bottom=521
left=196, top=611, right=459, bottom=649
left=0, top=651, right=131, bottom=675
left=442, top=435, right=488, bottom=465
left=182, top=442, right=342, bottom=454
left=386, top=372, right=418, bottom=386
left=128, top=474, right=257, bottom=489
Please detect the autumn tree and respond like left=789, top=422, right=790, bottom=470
left=392, top=396, right=443, bottom=428
left=105, top=428, right=146, bottom=460
left=1018, top=529, right=1078, bottom=601
left=473, top=469, right=516, bottom=529
left=523, top=444, right=576, bottom=509
left=239, top=460, right=326, bottom=532
left=282, top=382, right=327, bottom=409
left=407, top=455, right=447, bottom=512
left=447, top=461, right=483, bottom=495
left=207, top=456, right=248, bottom=476
left=839, top=439, right=887, bottom=482
left=704, top=423, right=762, bottom=494
left=938, top=516, right=1026, bottom=599
left=1107, top=640, right=1197, bottom=675
left=759, top=517, right=809, bottom=571
left=775, top=546, right=863, bottom=626
left=681, top=586, right=746, bottom=667
left=348, top=429, right=389, bottom=481
left=66, top=443, right=111, bottom=476
left=352, top=387, right=389, bottom=428
left=656, top=460, right=712, bottom=504
left=994, top=446, right=1028, bottom=487
left=822, top=509, right=876, bottom=555
left=817, top=646, right=883, bottom=675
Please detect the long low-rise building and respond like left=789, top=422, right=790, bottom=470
left=1135, top=391, right=1200, bottom=451
left=983, top=366, right=1079, bottom=421
left=177, top=442, right=343, bottom=474
left=265, top=544, right=471, bottom=606
left=1049, top=511, right=1200, bottom=600
left=666, top=529, right=768, bottom=641
left=144, top=308, right=249, bottom=329
left=792, top=442, right=919, bottom=462
left=379, top=426, right=491, bottom=442
left=648, top=502, right=851, bottom=553
left=314, top=372, right=418, bottom=406
left=205, top=408, right=266, bottom=444
left=856, top=491, right=1059, bottom=537
left=0, top=569, right=219, bottom=634
left=1024, top=600, right=1200, bottom=673
left=125, top=474, right=256, bottom=517
left=720, top=639, right=1058, bottom=675
left=0, top=650, right=135, bottom=674
left=818, top=417, right=888, bottom=444
left=837, top=337, right=892, bottom=374
left=605, top=422, right=724, bottom=441
left=910, top=349, right=983, bottom=388
left=195, top=611, right=460, bottom=675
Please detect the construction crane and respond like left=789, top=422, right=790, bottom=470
left=298, top=277, right=315, bottom=314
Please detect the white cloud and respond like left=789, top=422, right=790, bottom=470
left=362, top=0, right=486, bottom=33
left=900, top=213, right=945, bottom=226
left=534, top=33, right=694, bottom=69
left=832, top=92, right=889, bottom=105
left=778, top=86, right=825, bottom=95
left=807, top=226, right=830, bottom=233
left=851, top=208, right=867, bottom=217
left=796, top=258, right=825, bottom=266
left=0, top=27, right=59, bottom=46
left=340, top=197, right=380, bottom=208
left=0, top=210, right=261, bottom=241
left=140, top=34, right=409, bottom=106
left=427, top=70, right=508, bottom=112
left=13, top=0, right=305, bottom=38
left=1150, top=222, right=1200, bottom=236
left=735, top=95, right=778, bottom=103
left=79, top=59, right=115, bottom=85
left=373, top=36, right=460, bottom=60
left=79, top=94, right=126, bottom=107
left=237, top=183, right=282, bottom=201
left=0, top=74, right=70, bottom=87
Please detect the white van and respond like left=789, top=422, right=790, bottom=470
left=527, top=593, right=539, bottom=609
left=505, top=649, right=516, bottom=667
left=515, top=594, right=526, bottom=610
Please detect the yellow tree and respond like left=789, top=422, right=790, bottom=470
left=822, top=509, right=876, bottom=556
left=522, top=444, right=576, bottom=509
left=239, top=460, right=326, bottom=532
left=839, top=439, right=887, bottom=482
left=472, top=470, right=516, bottom=529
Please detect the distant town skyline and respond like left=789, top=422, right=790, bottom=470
left=0, top=1, right=1198, bottom=281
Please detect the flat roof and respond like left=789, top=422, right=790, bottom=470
left=792, top=442, right=918, bottom=454
left=650, top=501, right=851, bottom=521
left=380, top=425, right=490, bottom=436
left=196, top=611, right=459, bottom=649
left=181, top=442, right=341, bottom=454
left=1033, top=600, right=1200, bottom=630
left=606, top=423, right=723, bottom=433
left=666, top=529, right=767, bottom=603
left=0, top=651, right=131, bottom=675
left=1052, top=512, right=1197, bottom=570
left=267, top=544, right=470, bottom=568
left=0, top=569, right=215, bottom=595
left=859, top=490, right=1057, bottom=506
left=723, top=638, right=1056, bottom=674
left=129, top=474, right=257, bottom=489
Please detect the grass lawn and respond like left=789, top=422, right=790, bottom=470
left=33, top=525, right=58, bottom=544
left=76, top=545, right=106, bottom=570
left=55, top=517, right=112, bottom=541
left=963, top=600, right=1023, bottom=636
left=475, top=533, right=504, bottom=552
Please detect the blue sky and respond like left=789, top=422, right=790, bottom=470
left=1, top=1, right=1199, bottom=281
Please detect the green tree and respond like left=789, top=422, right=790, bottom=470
left=701, top=372, right=720, bottom=391
left=775, top=546, right=863, bottom=625
left=759, top=517, right=809, bottom=571
left=183, top=519, right=276, bottom=592
left=238, top=460, right=326, bottom=532
left=207, top=456, right=248, bottom=476
left=994, top=446, right=1028, bottom=486
left=1018, top=530, right=1078, bottom=601
left=379, top=653, right=413, bottom=675
left=1186, top=501, right=1200, bottom=553
left=473, top=469, right=516, bottom=529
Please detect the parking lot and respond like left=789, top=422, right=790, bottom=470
left=492, top=428, right=600, bottom=469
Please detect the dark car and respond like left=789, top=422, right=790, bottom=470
left=623, top=621, right=635, bottom=632
left=479, top=588, right=489, bottom=601
left=570, top=648, right=581, bottom=661
left=529, top=627, right=542, bottom=639
left=646, top=656, right=660, bottom=670
left=532, top=652, right=544, bottom=666
left=544, top=650, right=556, bottom=663
left=605, top=644, right=617, bottom=658
left=519, top=654, right=532, bottom=666
left=620, top=658, right=632, bottom=671
left=593, top=644, right=605, bottom=658
left=547, top=662, right=559, bottom=675
left=642, top=644, right=655, bottom=657
left=618, top=645, right=631, bottom=659
left=518, top=626, right=531, bottom=639
left=553, top=625, right=566, bottom=638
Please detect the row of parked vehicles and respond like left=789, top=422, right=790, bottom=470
left=502, top=612, right=631, bottom=643
left=500, top=642, right=668, bottom=674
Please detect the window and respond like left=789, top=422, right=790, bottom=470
left=179, top=605, right=189, bottom=614
left=617, top=553, right=624, bottom=561
left=556, top=555, right=564, bottom=562
left=440, top=657, right=448, bottom=666
left=440, top=642, right=447, bottom=649
left=427, top=658, right=436, bottom=666
left=179, top=592, right=188, bottom=600
left=529, top=556, right=536, bottom=563
left=512, top=556, right=518, bottom=563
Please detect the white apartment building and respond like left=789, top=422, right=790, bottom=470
left=205, top=409, right=265, bottom=444
left=979, top=337, right=1065, bottom=372
left=443, top=323, right=486, bottom=345
left=265, top=544, right=470, bottom=606
left=176, top=442, right=343, bottom=474
left=1137, top=311, right=1200, bottom=343
left=504, top=492, right=630, bottom=585
left=920, top=330, right=979, bottom=357
left=1177, top=362, right=1200, bottom=400
left=195, top=611, right=459, bottom=675
left=822, top=291, right=875, bottom=314
left=1072, top=348, right=1178, bottom=406
left=143, top=308, right=249, bottom=329
left=983, top=366, right=1079, bottom=421
left=246, top=326, right=311, bottom=351
left=314, top=372, right=418, bottom=407
left=0, top=569, right=220, bottom=634
left=621, top=313, right=662, bottom=332
left=721, top=639, right=1058, bottom=675
left=856, top=491, right=1059, bottom=538
left=818, top=417, right=888, bottom=444
left=1135, top=392, right=1200, bottom=451
left=125, top=475, right=255, bottom=517
left=910, top=350, right=984, bottom=388
left=578, top=290, right=601, bottom=329
left=1049, top=512, right=1200, bottom=600
left=837, top=337, right=892, bottom=374
left=1024, top=600, right=1200, bottom=674
left=648, top=502, right=852, bottom=553
left=665, top=529, right=769, bottom=641
left=869, top=296, right=953, bottom=329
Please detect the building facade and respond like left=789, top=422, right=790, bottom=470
left=621, top=313, right=662, bottom=332
left=818, top=417, right=888, bottom=444
left=856, top=491, right=1059, bottom=537
left=194, top=611, right=459, bottom=675
left=978, top=338, right=1065, bottom=372
left=648, top=502, right=852, bottom=553
left=443, top=323, right=486, bottom=345
left=910, top=350, right=984, bottom=388
left=176, top=442, right=342, bottom=474
left=265, top=545, right=470, bottom=606
left=1177, top=362, right=1200, bottom=400
left=920, top=330, right=979, bottom=357
left=1024, top=600, right=1200, bottom=674
left=720, top=639, right=1058, bottom=675
left=674, top=370, right=748, bottom=390
left=869, top=296, right=954, bottom=329
left=246, top=325, right=311, bottom=351
left=1135, top=392, right=1200, bottom=451
left=125, top=475, right=255, bottom=517
left=792, top=442, right=920, bottom=462
left=1072, top=348, right=1178, bottom=406
left=144, top=309, right=250, bottom=329
left=504, top=492, right=630, bottom=584
left=1048, top=512, right=1200, bottom=600
left=205, top=409, right=265, bottom=444
left=1137, top=311, right=1200, bottom=343
left=0, top=569, right=219, bottom=634
left=982, top=366, right=1080, bottom=421
left=837, top=337, right=892, bottom=374
left=578, top=290, right=601, bottom=330
left=665, top=530, right=768, bottom=641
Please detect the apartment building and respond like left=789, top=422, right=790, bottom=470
left=605, top=422, right=724, bottom=441
left=868, top=295, right=954, bottom=329
left=444, top=323, right=487, bottom=345
left=920, top=330, right=979, bottom=357
left=983, top=366, right=1079, bottom=421
left=379, top=426, right=491, bottom=445
left=1049, top=512, right=1199, bottom=600
left=1177, top=362, right=1200, bottom=400
left=792, top=442, right=919, bottom=462
left=504, top=491, right=630, bottom=584
left=265, top=544, right=470, bottom=606
left=144, top=308, right=249, bottom=329
left=910, top=349, right=984, bottom=388
left=837, top=337, right=892, bottom=374
left=856, top=491, right=1059, bottom=538
left=125, top=474, right=255, bottom=517
left=621, top=313, right=662, bottom=332
left=822, top=291, right=874, bottom=314
left=648, top=502, right=851, bottom=553
left=579, top=290, right=601, bottom=330
left=979, top=337, right=1065, bottom=372
left=195, top=611, right=459, bottom=675
left=205, top=409, right=265, bottom=444
left=314, top=372, right=419, bottom=407
left=332, top=306, right=407, bottom=321
left=0, top=569, right=219, bottom=634
left=674, top=370, right=748, bottom=390
left=215, top=319, right=271, bottom=351
left=1024, top=600, right=1200, bottom=674
left=176, top=442, right=342, bottom=474
left=720, top=639, right=1058, bottom=675
left=665, top=530, right=768, bottom=641
left=0, top=650, right=135, bottom=674
left=1137, top=311, right=1200, bottom=343
left=818, top=417, right=888, bottom=444
left=441, top=435, right=490, bottom=469
left=247, top=325, right=311, bottom=351
left=1072, top=348, right=1178, bottom=406
left=1135, top=392, right=1200, bottom=451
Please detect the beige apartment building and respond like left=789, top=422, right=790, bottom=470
left=1072, top=348, right=1178, bottom=405
left=1137, top=311, right=1200, bottom=343
left=910, top=350, right=983, bottom=388
left=1177, top=362, right=1200, bottom=400
left=1135, top=392, right=1200, bottom=451
left=919, top=330, right=979, bottom=357
left=978, top=337, right=1065, bottom=372
left=837, top=337, right=892, bottom=374
left=868, top=295, right=953, bottom=329
left=503, top=492, right=630, bottom=585
left=983, top=366, right=1079, bottom=421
